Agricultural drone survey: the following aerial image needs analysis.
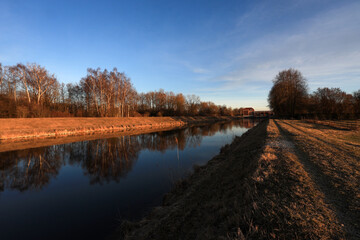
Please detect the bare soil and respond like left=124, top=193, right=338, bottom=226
left=119, top=119, right=360, bottom=239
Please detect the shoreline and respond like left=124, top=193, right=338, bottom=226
left=0, top=116, right=243, bottom=153
left=120, top=119, right=358, bottom=239
left=119, top=120, right=269, bottom=239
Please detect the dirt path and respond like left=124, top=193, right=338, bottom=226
left=252, top=120, right=344, bottom=239
left=274, top=120, right=360, bottom=239
left=281, top=120, right=360, bottom=161
left=120, top=120, right=359, bottom=239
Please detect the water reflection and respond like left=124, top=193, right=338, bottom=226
left=0, top=119, right=257, bottom=192
left=0, top=146, right=64, bottom=192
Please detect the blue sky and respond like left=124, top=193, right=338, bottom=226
left=1, top=0, right=359, bottom=110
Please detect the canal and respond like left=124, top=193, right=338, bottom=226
left=0, top=119, right=258, bottom=240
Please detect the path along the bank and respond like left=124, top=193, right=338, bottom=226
left=274, top=120, right=360, bottom=239
left=120, top=119, right=360, bottom=239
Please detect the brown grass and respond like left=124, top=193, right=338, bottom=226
left=0, top=116, right=238, bottom=152
left=304, top=119, right=360, bottom=131
left=119, top=119, right=360, bottom=239
left=275, top=120, right=359, bottom=239
left=119, top=120, right=268, bottom=240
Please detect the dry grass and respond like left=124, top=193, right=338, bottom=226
left=297, top=120, right=360, bottom=155
left=275, top=120, right=359, bottom=239
left=258, top=120, right=346, bottom=239
left=119, top=119, right=360, bottom=239
left=0, top=116, right=238, bottom=152
left=345, top=133, right=360, bottom=145
left=304, top=119, right=360, bottom=131
left=120, top=120, right=268, bottom=240
left=0, top=124, right=186, bottom=153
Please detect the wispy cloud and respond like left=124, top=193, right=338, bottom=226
left=200, top=2, right=360, bottom=93
left=177, top=60, right=210, bottom=74
left=191, top=67, right=209, bottom=74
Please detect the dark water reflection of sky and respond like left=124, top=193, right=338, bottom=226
left=0, top=119, right=258, bottom=240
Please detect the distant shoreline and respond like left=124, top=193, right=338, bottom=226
left=0, top=116, right=244, bottom=152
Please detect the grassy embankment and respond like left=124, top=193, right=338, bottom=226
left=120, top=119, right=360, bottom=239
left=0, top=116, right=238, bottom=152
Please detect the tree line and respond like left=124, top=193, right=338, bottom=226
left=268, top=68, right=360, bottom=119
left=0, top=62, right=243, bottom=118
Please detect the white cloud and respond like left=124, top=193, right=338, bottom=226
left=177, top=60, right=210, bottom=74
left=206, top=2, right=360, bottom=92
left=191, top=67, right=209, bottom=74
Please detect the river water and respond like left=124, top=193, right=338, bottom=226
left=0, top=119, right=258, bottom=240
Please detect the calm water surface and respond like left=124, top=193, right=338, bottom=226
left=0, top=119, right=258, bottom=240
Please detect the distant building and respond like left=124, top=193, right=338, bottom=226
left=237, top=107, right=273, bottom=118
left=242, top=107, right=254, bottom=118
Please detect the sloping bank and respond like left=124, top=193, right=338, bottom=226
left=0, top=116, right=237, bottom=141
left=120, top=119, right=344, bottom=239
left=0, top=116, right=239, bottom=153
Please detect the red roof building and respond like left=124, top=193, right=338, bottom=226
left=242, top=107, right=254, bottom=117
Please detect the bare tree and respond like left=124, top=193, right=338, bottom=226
left=1, top=62, right=252, bottom=118
left=14, top=64, right=32, bottom=104
left=114, top=71, right=135, bottom=117
left=0, top=63, right=5, bottom=94
left=312, top=87, right=354, bottom=119
left=354, top=90, right=360, bottom=117
left=175, top=93, right=186, bottom=115
left=268, top=69, right=308, bottom=117
left=81, top=68, right=100, bottom=116
left=186, top=94, right=200, bottom=116
left=155, top=89, right=166, bottom=113
left=27, top=63, right=58, bottom=105
left=6, top=66, right=19, bottom=102
left=67, top=83, right=84, bottom=116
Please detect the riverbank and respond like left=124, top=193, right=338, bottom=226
left=120, top=119, right=359, bottom=239
left=0, top=116, right=239, bottom=141
left=0, top=116, right=240, bottom=152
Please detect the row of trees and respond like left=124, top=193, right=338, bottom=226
left=0, top=63, right=60, bottom=117
left=268, top=69, right=360, bottom=119
left=0, top=63, right=245, bottom=118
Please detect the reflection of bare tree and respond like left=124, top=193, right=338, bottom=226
left=0, top=146, right=63, bottom=192
left=139, top=129, right=187, bottom=152
left=0, top=119, right=259, bottom=191
left=186, top=127, right=203, bottom=148
left=81, top=136, right=141, bottom=184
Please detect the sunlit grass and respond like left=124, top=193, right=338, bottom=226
left=344, top=132, right=360, bottom=144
